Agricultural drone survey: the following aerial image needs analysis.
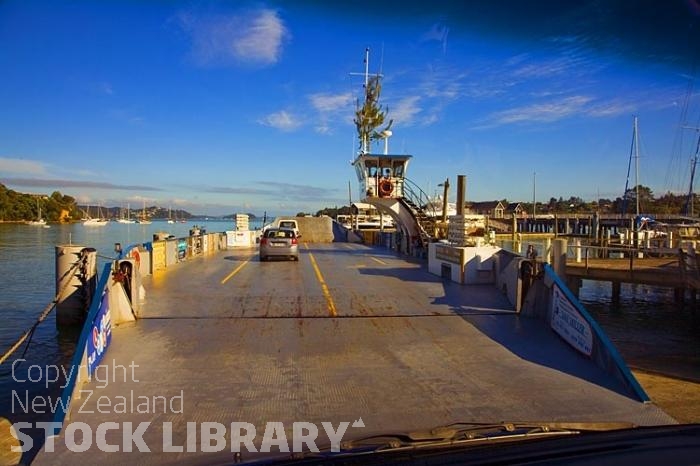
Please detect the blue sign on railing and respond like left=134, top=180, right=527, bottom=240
left=551, top=282, right=593, bottom=356
left=177, top=239, right=187, bottom=260
left=87, top=291, right=112, bottom=375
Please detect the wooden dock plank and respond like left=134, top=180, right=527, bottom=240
left=567, top=257, right=682, bottom=288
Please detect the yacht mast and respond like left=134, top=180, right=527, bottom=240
left=634, top=116, right=640, bottom=217
left=681, top=126, right=700, bottom=217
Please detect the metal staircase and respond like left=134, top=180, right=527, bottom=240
left=400, top=178, right=440, bottom=244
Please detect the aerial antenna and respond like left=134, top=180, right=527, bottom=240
left=350, top=47, right=387, bottom=153
left=349, top=47, right=384, bottom=87
left=379, top=43, right=385, bottom=77
left=349, top=133, right=355, bottom=164
left=364, top=47, right=369, bottom=88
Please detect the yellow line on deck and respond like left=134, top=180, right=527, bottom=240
left=371, top=257, right=387, bottom=265
left=220, top=257, right=252, bottom=284
left=307, top=251, right=338, bottom=317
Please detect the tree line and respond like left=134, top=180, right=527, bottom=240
left=2, top=183, right=696, bottom=223
left=308, top=185, right=697, bottom=219
left=518, top=185, right=696, bottom=216
left=0, top=184, right=82, bottom=222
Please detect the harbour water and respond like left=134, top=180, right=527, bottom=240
left=0, top=222, right=698, bottom=424
left=0, top=219, right=259, bottom=424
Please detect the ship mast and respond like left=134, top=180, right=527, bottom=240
left=634, top=116, right=640, bottom=217
left=351, top=48, right=390, bottom=155
left=682, top=126, right=700, bottom=217
left=622, top=116, right=641, bottom=217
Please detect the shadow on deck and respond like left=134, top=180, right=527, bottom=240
left=357, top=262, right=640, bottom=400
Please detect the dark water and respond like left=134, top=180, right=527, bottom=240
left=581, top=280, right=700, bottom=381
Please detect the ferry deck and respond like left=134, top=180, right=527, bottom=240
left=33, top=241, right=674, bottom=465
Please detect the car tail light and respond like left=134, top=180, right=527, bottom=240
left=260, top=238, right=268, bottom=245
left=291, top=237, right=298, bottom=245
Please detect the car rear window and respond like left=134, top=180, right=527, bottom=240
left=266, top=230, right=294, bottom=238
left=279, top=221, right=296, bottom=229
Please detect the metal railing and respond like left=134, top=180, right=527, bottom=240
left=565, top=242, right=679, bottom=273
left=495, top=237, right=681, bottom=272
left=402, top=177, right=439, bottom=218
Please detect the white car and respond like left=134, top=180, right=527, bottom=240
left=277, top=220, right=301, bottom=238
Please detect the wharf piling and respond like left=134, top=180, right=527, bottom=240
left=55, top=245, right=97, bottom=326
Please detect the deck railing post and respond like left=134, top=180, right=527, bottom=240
left=551, top=238, right=567, bottom=278
left=575, top=238, right=582, bottom=263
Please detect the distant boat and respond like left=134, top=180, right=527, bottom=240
left=137, top=200, right=152, bottom=224
left=167, top=206, right=175, bottom=224
left=83, top=204, right=108, bottom=226
left=27, top=199, right=49, bottom=227
left=423, top=195, right=457, bottom=218
left=117, top=203, right=136, bottom=224
left=83, top=218, right=108, bottom=226
left=27, top=218, right=48, bottom=227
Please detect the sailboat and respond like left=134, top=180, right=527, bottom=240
left=137, top=200, right=152, bottom=224
left=83, top=203, right=108, bottom=226
left=27, top=198, right=49, bottom=227
left=621, top=117, right=666, bottom=240
left=167, top=206, right=175, bottom=224
left=117, top=203, right=136, bottom=224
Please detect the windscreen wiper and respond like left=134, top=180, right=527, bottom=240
left=292, top=421, right=637, bottom=460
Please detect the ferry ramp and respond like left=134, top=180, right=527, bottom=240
left=34, top=242, right=674, bottom=465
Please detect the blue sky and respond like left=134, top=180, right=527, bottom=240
left=1, top=1, right=700, bottom=215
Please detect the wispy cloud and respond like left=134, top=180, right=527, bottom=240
left=124, top=195, right=157, bottom=203
left=474, top=90, right=663, bottom=129
left=201, top=186, right=276, bottom=195
left=309, top=93, right=353, bottom=113
left=510, top=53, right=601, bottom=80
left=200, top=181, right=338, bottom=202
left=0, top=177, right=163, bottom=191
left=177, top=8, right=289, bottom=67
left=258, top=110, right=302, bottom=131
left=0, top=157, right=49, bottom=176
left=587, top=100, right=638, bottom=117
left=409, top=63, right=467, bottom=104
left=421, top=22, right=449, bottom=54
left=384, top=64, right=466, bottom=127
left=488, top=95, right=593, bottom=125
left=391, top=96, right=422, bottom=125
left=308, top=92, right=353, bottom=134
left=258, top=181, right=337, bottom=200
